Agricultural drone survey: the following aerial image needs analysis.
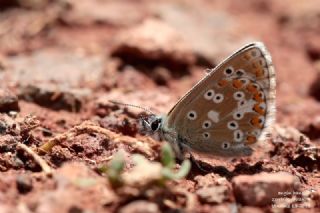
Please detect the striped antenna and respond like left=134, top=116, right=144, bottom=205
left=109, top=100, right=155, bottom=115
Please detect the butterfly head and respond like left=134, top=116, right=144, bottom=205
left=108, top=100, right=164, bottom=135
left=139, top=114, right=163, bottom=134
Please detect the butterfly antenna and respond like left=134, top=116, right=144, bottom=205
left=109, top=100, right=155, bottom=115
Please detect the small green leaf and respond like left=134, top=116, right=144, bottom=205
left=161, top=143, right=175, bottom=169
left=106, top=151, right=125, bottom=187
left=97, top=165, right=108, bottom=174
left=161, top=159, right=191, bottom=180
left=109, top=152, right=125, bottom=173
left=174, top=159, right=191, bottom=179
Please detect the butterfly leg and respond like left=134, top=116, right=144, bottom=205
left=179, top=143, right=232, bottom=175
left=176, top=136, right=211, bottom=173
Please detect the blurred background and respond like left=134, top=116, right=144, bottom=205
left=0, top=0, right=320, bottom=212
left=0, top=0, right=319, bottom=137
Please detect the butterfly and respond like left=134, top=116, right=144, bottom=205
left=114, top=42, right=276, bottom=160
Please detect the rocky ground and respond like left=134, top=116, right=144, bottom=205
left=0, top=0, right=320, bottom=212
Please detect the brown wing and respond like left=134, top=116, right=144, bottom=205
left=165, top=42, right=275, bottom=156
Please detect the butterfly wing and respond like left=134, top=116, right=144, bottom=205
left=164, top=42, right=275, bottom=157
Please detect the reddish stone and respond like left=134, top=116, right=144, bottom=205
left=232, top=172, right=300, bottom=206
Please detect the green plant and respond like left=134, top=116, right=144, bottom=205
left=99, top=151, right=125, bottom=187
left=100, top=143, right=191, bottom=188
left=160, top=143, right=191, bottom=180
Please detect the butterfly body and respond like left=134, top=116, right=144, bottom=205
left=139, top=42, right=275, bottom=159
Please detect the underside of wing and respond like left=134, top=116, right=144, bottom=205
left=165, top=42, right=275, bottom=156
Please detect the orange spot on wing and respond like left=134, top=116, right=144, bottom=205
left=255, top=68, right=264, bottom=78
left=252, top=61, right=261, bottom=69
left=250, top=116, right=263, bottom=128
left=246, top=84, right=258, bottom=93
left=232, top=79, right=243, bottom=89
left=246, top=135, right=256, bottom=144
left=218, top=79, right=228, bottom=87
left=244, top=54, right=251, bottom=61
left=253, top=92, right=264, bottom=102
left=253, top=104, right=265, bottom=115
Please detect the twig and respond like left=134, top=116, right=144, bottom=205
left=38, top=121, right=155, bottom=157
left=17, top=143, right=52, bottom=175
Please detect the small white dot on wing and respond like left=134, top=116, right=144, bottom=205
left=202, top=120, right=212, bottom=129
left=204, top=89, right=215, bottom=100
left=233, top=91, right=245, bottom=100
left=213, top=93, right=224, bottom=103
left=233, top=111, right=244, bottom=120
left=187, top=110, right=197, bottom=120
left=221, top=142, right=230, bottom=149
left=203, top=132, right=210, bottom=139
left=224, top=66, right=234, bottom=76
left=227, top=121, right=238, bottom=130
left=234, top=130, right=244, bottom=142
left=208, top=110, right=220, bottom=123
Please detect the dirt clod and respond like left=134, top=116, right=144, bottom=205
left=196, top=185, right=233, bottom=204
left=0, top=89, right=19, bottom=113
left=232, top=172, right=300, bottom=206
left=112, top=18, right=196, bottom=71
left=16, top=174, right=33, bottom=194
left=118, top=200, right=160, bottom=213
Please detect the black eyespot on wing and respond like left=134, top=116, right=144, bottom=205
left=188, top=112, right=195, bottom=118
left=236, top=70, right=244, bottom=76
left=225, top=68, right=233, bottom=74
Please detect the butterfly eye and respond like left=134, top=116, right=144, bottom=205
left=187, top=110, right=197, bottom=120
left=202, top=120, right=212, bottom=129
left=151, top=120, right=161, bottom=131
left=213, top=94, right=224, bottom=103
left=233, top=91, right=245, bottom=100
left=204, top=89, right=215, bottom=100
left=227, top=121, right=238, bottom=130
left=224, top=67, right=234, bottom=76
left=221, top=142, right=230, bottom=149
